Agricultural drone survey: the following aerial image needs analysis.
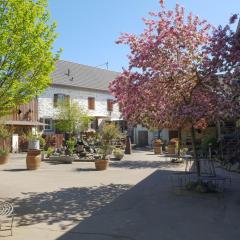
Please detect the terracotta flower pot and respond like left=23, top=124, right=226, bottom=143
left=95, top=159, right=109, bottom=170
left=114, top=154, right=124, bottom=160
left=0, top=154, right=9, bottom=165
left=167, top=144, right=176, bottom=154
left=154, top=139, right=162, bottom=154
left=154, top=146, right=162, bottom=154
left=26, top=149, right=41, bottom=170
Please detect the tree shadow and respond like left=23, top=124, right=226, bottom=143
left=109, top=160, right=179, bottom=169
left=55, top=169, right=240, bottom=240
left=11, top=184, right=131, bottom=228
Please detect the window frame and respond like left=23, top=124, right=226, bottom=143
left=107, top=99, right=113, bottom=112
left=88, top=97, right=95, bottom=110
left=43, top=118, right=53, bottom=131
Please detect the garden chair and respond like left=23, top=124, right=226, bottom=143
left=0, top=201, right=14, bottom=236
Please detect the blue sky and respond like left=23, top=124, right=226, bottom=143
left=48, top=0, right=239, bottom=72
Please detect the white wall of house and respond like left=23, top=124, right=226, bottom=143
left=38, top=86, right=122, bottom=131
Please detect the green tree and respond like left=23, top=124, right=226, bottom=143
left=55, top=102, right=92, bottom=135
left=0, top=0, right=60, bottom=115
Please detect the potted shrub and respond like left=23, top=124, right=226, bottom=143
left=49, top=137, right=76, bottom=164
left=63, top=137, right=76, bottom=163
left=24, top=132, right=42, bottom=170
left=0, top=148, right=10, bottom=165
left=0, top=125, right=11, bottom=165
left=95, top=123, right=122, bottom=170
left=154, top=138, right=162, bottom=154
left=39, top=136, right=46, bottom=160
left=25, top=132, right=40, bottom=150
left=113, top=148, right=124, bottom=160
left=167, top=138, right=179, bottom=154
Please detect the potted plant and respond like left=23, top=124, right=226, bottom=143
left=46, top=147, right=55, bottom=158
left=0, top=148, right=10, bottom=165
left=39, top=136, right=46, bottom=160
left=24, top=131, right=42, bottom=170
left=113, top=148, right=124, bottom=160
left=95, top=123, right=122, bottom=170
left=154, top=138, right=162, bottom=154
left=167, top=138, right=179, bottom=155
left=26, top=132, right=40, bottom=150
left=0, top=125, right=11, bottom=165
left=63, top=137, right=76, bottom=163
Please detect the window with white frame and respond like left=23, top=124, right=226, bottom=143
left=43, top=118, right=53, bottom=131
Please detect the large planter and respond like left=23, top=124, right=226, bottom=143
left=114, top=153, right=124, bottom=161
left=95, top=159, right=109, bottom=170
left=28, top=140, right=40, bottom=150
left=154, top=146, right=162, bottom=154
left=167, top=144, right=176, bottom=154
left=26, top=150, right=41, bottom=170
left=154, top=139, right=162, bottom=155
left=0, top=154, right=9, bottom=165
left=48, top=155, right=74, bottom=164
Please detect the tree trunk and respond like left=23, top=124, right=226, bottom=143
left=158, top=129, right=161, bottom=139
left=177, top=127, right=181, bottom=157
left=190, top=126, right=200, bottom=176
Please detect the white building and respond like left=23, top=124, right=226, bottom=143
left=38, top=60, right=173, bottom=146
left=38, top=60, right=123, bottom=133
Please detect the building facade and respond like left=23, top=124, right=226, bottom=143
left=38, top=60, right=123, bottom=134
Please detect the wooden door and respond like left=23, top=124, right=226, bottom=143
left=138, top=131, right=148, bottom=147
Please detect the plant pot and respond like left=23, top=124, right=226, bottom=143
left=167, top=144, right=176, bottom=154
left=95, top=159, right=109, bottom=170
left=26, top=149, right=41, bottom=170
left=0, top=154, right=9, bottom=165
left=154, top=139, right=162, bottom=147
left=41, top=151, right=46, bottom=161
left=154, top=146, right=162, bottom=155
left=114, top=154, right=124, bottom=161
left=49, top=155, right=74, bottom=164
left=28, top=140, right=40, bottom=150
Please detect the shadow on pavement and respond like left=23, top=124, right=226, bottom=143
left=11, top=184, right=131, bottom=228
left=75, top=168, right=96, bottom=172
left=3, top=169, right=28, bottom=172
left=109, top=160, right=178, bottom=169
left=55, top=169, right=240, bottom=240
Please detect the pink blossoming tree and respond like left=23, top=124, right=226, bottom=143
left=109, top=1, right=240, bottom=176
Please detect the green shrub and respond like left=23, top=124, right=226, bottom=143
left=66, top=137, right=76, bottom=155
left=47, top=147, right=54, bottom=157
left=0, top=148, right=9, bottom=156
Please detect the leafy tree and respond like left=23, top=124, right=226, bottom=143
left=110, top=1, right=240, bottom=176
left=0, top=0, right=60, bottom=115
left=55, top=102, right=92, bottom=135
left=98, top=123, right=123, bottom=159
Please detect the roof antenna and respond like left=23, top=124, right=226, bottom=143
left=67, top=69, right=70, bottom=76
left=95, top=62, right=109, bottom=70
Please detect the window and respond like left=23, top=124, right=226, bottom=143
left=88, top=97, right=95, bottom=110
left=53, top=94, right=70, bottom=107
left=107, top=99, right=113, bottom=111
left=43, top=118, right=53, bottom=131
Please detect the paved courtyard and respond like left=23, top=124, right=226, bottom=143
left=0, top=150, right=240, bottom=240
